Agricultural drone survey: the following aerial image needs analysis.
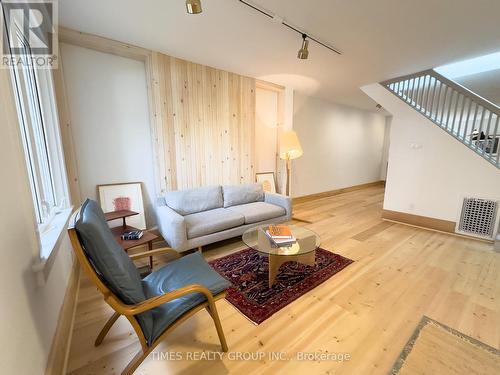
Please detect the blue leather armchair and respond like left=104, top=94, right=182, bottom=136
left=69, top=199, right=231, bottom=375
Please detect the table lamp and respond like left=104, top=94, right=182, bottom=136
left=279, top=130, right=303, bottom=196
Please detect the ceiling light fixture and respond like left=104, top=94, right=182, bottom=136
left=297, top=34, right=309, bottom=60
left=186, top=0, right=202, bottom=14
left=237, top=0, right=341, bottom=59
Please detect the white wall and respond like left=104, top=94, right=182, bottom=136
left=0, top=63, right=73, bottom=374
left=291, top=93, right=387, bottom=197
left=362, top=83, right=500, bottom=221
left=380, top=116, right=392, bottom=180
left=255, top=87, right=278, bottom=174
left=60, top=43, right=156, bottom=225
left=283, top=87, right=294, bottom=131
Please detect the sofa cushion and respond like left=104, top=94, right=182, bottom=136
left=75, top=199, right=153, bottom=341
left=184, top=208, right=244, bottom=239
left=222, top=183, right=264, bottom=208
left=165, top=186, right=223, bottom=216
left=142, top=251, right=231, bottom=344
left=226, top=202, right=286, bottom=224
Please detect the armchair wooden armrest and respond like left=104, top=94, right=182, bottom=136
left=128, top=247, right=180, bottom=262
left=106, top=283, right=215, bottom=316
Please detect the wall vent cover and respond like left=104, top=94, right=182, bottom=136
left=457, top=198, right=499, bottom=239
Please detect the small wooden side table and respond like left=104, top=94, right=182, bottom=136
left=104, top=210, right=159, bottom=270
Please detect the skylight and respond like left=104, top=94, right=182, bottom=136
left=435, top=51, right=500, bottom=79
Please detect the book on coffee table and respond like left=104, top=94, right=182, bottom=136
left=268, top=225, right=293, bottom=239
left=265, top=225, right=296, bottom=246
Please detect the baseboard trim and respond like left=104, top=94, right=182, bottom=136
left=45, top=258, right=80, bottom=375
left=293, top=181, right=385, bottom=204
left=381, top=209, right=456, bottom=234
left=382, top=214, right=494, bottom=243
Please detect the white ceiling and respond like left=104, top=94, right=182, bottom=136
left=58, top=0, right=500, bottom=111
left=454, top=69, right=500, bottom=107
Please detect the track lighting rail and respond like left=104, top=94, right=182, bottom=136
left=237, top=0, right=342, bottom=55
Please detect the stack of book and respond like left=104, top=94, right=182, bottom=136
left=121, top=230, right=144, bottom=241
left=265, top=225, right=296, bottom=246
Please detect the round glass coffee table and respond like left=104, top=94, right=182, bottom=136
left=242, top=224, right=321, bottom=286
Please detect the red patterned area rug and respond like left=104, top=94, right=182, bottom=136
left=209, top=248, right=353, bottom=324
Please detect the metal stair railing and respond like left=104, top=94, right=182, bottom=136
left=382, top=69, right=500, bottom=169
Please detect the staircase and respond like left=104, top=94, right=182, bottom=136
left=382, top=69, right=500, bottom=169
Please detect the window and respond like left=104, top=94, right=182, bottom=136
left=7, top=21, right=70, bottom=259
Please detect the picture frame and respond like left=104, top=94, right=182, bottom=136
left=256, top=172, right=276, bottom=194
left=97, top=182, right=146, bottom=229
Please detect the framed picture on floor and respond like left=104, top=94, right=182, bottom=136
left=97, top=182, right=146, bottom=229
left=256, top=172, right=276, bottom=193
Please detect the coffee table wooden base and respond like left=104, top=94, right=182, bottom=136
left=268, top=250, right=316, bottom=286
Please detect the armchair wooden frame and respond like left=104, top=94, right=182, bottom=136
left=68, top=228, right=228, bottom=375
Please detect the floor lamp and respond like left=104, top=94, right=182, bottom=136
left=279, top=130, right=311, bottom=223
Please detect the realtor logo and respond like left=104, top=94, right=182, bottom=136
left=1, top=0, right=58, bottom=68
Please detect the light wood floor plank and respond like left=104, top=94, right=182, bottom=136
left=66, top=186, right=499, bottom=374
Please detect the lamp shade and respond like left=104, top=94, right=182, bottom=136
left=279, top=130, right=303, bottom=160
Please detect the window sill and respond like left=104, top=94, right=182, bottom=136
left=39, top=207, right=73, bottom=259
left=32, top=207, right=73, bottom=286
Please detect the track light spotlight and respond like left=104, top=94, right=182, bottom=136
left=236, top=1, right=341, bottom=59
left=297, top=34, right=309, bottom=60
left=186, top=0, right=202, bottom=14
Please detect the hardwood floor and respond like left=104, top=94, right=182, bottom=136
left=67, top=185, right=500, bottom=374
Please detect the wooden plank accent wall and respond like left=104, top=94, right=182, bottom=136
left=150, top=52, right=256, bottom=192
left=59, top=28, right=263, bottom=194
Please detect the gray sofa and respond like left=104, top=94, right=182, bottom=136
left=156, top=183, right=292, bottom=252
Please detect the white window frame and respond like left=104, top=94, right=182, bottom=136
left=6, top=18, right=71, bottom=261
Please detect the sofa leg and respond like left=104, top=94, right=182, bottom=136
left=198, top=246, right=202, bottom=252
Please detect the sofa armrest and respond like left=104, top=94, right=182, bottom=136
left=155, top=205, right=187, bottom=251
left=265, top=192, right=292, bottom=220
